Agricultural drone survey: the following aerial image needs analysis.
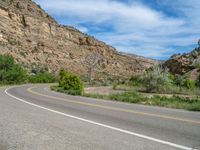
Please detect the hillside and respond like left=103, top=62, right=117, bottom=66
left=164, top=46, right=200, bottom=80
left=0, top=0, right=157, bottom=77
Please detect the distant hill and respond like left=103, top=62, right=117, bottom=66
left=0, top=0, right=157, bottom=77
left=163, top=46, right=200, bottom=80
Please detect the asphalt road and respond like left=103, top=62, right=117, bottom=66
left=0, top=84, right=200, bottom=150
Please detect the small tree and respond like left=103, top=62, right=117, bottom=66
left=84, top=52, right=104, bottom=84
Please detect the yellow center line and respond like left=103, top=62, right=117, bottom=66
left=27, top=86, right=200, bottom=125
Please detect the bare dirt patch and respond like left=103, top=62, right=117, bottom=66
left=84, top=86, right=124, bottom=95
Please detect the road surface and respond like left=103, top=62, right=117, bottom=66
left=0, top=84, right=200, bottom=150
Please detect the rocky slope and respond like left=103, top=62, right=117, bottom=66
left=0, top=0, right=157, bottom=76
left=164, top=47, right=200, bottom=80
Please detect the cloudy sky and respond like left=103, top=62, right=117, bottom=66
left=33, top=0, right=200, bottom=60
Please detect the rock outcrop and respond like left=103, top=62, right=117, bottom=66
left=0, top=0, right=157, bottom=76
left=164, top=47, right=200, bottom=80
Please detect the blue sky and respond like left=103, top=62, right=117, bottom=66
left=33, top=0, right=200, bottom=60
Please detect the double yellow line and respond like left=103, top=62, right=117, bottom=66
left=27, top=86, right=200, bottom=125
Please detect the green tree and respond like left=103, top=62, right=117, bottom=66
left=0, top=54, right=27, bottom=84
left=0, top=54, right=14, bottom=70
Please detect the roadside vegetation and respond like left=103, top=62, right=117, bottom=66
left=1, top=54, right=199, bottom=111
left=50, top=63, right=200, bottom=111
left=0, top=54, right=27, bottom=85
left=28, top=72, right=58, bottom=83
left=83, top=92, right=200, bottom=111
left=128, top=64, right=200, bottom=95
left=51, top=69, right=83, bottom=95
left=0, top=54, right=58, bottom=85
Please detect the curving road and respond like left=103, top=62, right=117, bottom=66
left=0, top=84, right=200, bottom=150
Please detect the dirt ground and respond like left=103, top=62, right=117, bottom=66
left=84, top=86, right=124, bottom=95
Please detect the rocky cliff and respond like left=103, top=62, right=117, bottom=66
left=164, top=47, right=200, bottom=80
left=0, top=0, right=157, bottom=76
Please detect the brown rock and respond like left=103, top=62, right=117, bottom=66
left=0, top=0, right=157, bottom=76
left=163, top=47, right=200, bottom=79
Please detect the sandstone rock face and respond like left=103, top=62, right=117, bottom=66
left=0, top=0, right=157, bottom=76
left=164, top=47, right=200, bottom=80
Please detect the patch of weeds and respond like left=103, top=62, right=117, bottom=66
left=80, top=91, right=200, bottom=111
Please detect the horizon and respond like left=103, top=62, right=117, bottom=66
left=33, top=0, right=200, bottom=60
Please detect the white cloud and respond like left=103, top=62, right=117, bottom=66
left=76, top=26, right=88, bottom=33
left=115, top=45, right=174, bottom=59
left=35, top=0, right=184, bottom=29
left=33, top=0, right=200, bottom=59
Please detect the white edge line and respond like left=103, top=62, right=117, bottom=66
left=5, top=86, right=196, bottom=150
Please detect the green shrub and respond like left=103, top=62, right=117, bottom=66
left=0, top=54, right=15, bottom=70
left=109, top=92, right=144, bottom=103
left=0, top=54, right=27, bottom=84
left=129, top=75, right=141, bottom=86
left=112, top=82, right=118, bottom=90
left=142, top=65, right=171, bottom=93
left=29, top=63, right=48, bottom=74
left=173, top=75, right=185, bottom=87
left=28, top=72, right=58, bottom=83
left=194, top=63, right=200, bottom=69
left=173, top=75, right=196, bottom=89
left=184, top=79, right=195, bottom=89
left=102, top=80, right=110, bottom=86
left=168, top=73, right=175, bottom=81
left=58, top=69, right=83, bottom=95
left=191, top=50, right=198, bottom=59
left=101, top=76, right=114, bottom=86
left=196, top=75, right=200, bottom=88
left=19, top=51, right=27, bottom=58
